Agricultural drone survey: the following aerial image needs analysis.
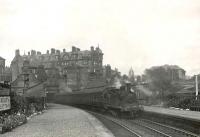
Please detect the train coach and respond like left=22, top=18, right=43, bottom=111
left=54, top=83, right=143, bottom=118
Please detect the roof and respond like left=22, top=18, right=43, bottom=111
left=150, top=65, right=185, bottom=71
left=163, top=65, right=185, bottom=71
left=176, top=89, right=195, bottom=94
left=24, top=82, right=45, bottom=97
left=0, top=56, right=5, bottom=60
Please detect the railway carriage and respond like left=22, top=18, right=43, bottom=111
left=54, top=83, right=143, bottom=118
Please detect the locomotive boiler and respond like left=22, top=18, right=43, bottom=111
left=54, top=82, right=143, bottom=118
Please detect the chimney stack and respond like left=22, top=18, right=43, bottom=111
left=56, top=50, right=60, bottom=54
left=37, top=51, right=41, bottom=55
left=91, top=46, right=94, bottom=51
left=31, top=50, right=36, bottom=56
left=63, top=49, right=66, bottom=53
left=47, top=50, right=49, bottom=54
left=15, top=49, right=20, bottom=56
left=72, top=46, right=76, bottom=52
left=51, top=48, right=55, bottom=54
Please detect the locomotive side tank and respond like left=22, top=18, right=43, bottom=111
left=54, top=83, right=143, bottom=118
left=102, top=83, right=143, bottom=117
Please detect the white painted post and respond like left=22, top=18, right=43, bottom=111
left=195, top=75, right=198, bottom=100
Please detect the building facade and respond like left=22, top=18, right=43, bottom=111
left=146, top=65, right=186, bottom=82
left=11, top=46, right=104, bottom=90
left=0, top=56, right=11, bottom=82
left=162, top=65, right=186, bottom=81
left=0, top=57, right=5, bottom=74
left=11, top=60, right=46, bottom=96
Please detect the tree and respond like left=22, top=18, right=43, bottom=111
left=145, top=67, right=173, bottom=99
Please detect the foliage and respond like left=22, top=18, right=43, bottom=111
left=146, top=67, right=171, bottom=89
left=0, top=113, right=27, bottom=133
left=0, top=95, right=45, bottom=134
left=145, top=67, right=179, bottom=98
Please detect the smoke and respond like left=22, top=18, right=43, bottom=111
left=59, top=81, right=72, bottom=94
left=137, top=85, right=152, bottom=96
left=112, top=77, right=121, bottom=89
left=124, top=80, right=130, bottom=83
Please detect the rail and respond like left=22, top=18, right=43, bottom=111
left=139, top=119, right=199, bottom=137
left=130, top=120, right=172, bottom=137
left=87, top=111, right=142, bottom=137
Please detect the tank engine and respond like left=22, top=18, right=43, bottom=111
left=54, top=83, right=143, bottom=118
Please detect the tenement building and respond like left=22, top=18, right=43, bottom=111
left=0, top=56, right=11, bottom=82
left=11, top=46, right=103, bottom=90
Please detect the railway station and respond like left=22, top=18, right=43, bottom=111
left=1, top=104, right=114, bottom=137
left=1, top=0, right=200, bottom=136
left=0, top=46, right=199, bottom=137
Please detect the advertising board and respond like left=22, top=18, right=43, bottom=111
left=0, top=96, right=11, bottom=111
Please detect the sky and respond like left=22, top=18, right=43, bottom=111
left=0, top=0, right=200, bottom=76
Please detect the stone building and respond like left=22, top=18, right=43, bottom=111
left=0, top=56, right=12, bottom=82
left=11, top=50, right=24, bottom=81
left=146, top=65, right=186, bottom=82
left=11, top=60, right=46, bottom=96
left=162, top=65, right=186, bottom=81
left=11, top=46, right=104, bottom=90
left=0, top=57, right=5, bottom=74
left=103, top=65, right=111, bottom=79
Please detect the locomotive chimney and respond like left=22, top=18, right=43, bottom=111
left=125, top=82, right=131, bottom=92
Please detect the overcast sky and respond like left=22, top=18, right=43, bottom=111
left=0, top=0, right=200, bottom=75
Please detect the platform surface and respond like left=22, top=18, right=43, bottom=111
left=144, top=106, right=200, bottom=121
left=2, top=104, right=114, bottom=137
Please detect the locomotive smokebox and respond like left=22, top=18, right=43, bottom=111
left=125, top=82, right=131, bottom=92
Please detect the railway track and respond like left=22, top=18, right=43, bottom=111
left=88, top=110, right=177, bottom=137
left=87, top=110, right=200, bottom=137
left=88, top=111, right=142, bottom=137
left=134, top=119, right=199, bottom=137
left=120, top=119, right=171, bottom=137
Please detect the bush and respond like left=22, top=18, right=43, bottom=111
left=0, top=113, right=27, bottom=134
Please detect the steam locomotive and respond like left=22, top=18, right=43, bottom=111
left=54, top=82, right=143, bottom=118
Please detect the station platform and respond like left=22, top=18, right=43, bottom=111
left=144, top=106, right=200, bottom=122
left=2, top=104, right=114, bottom=137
